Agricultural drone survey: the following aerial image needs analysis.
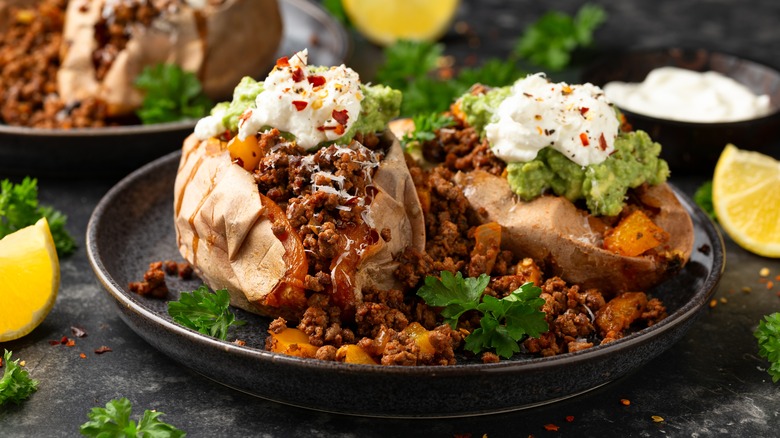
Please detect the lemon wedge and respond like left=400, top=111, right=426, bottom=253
left=712, top=144, right=780, bottom=258
left=0, top=218, right=60, bottom=341
left=342, top=0, right=460, bottom=46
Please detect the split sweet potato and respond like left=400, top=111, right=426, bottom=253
left=58, top=0, right=282, bottom=117
left=173, top=131, right=425, bottom=320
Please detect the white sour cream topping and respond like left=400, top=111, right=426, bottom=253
left=485, top=73, right=619, bottom=167
left=238, top=49, right=363, bottom=150
left=603, top=66, right=773, bottom=123
left=194, top=107, right=226, bottom=140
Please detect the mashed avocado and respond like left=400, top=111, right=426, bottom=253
left=506, top=131, right=670, bottom=216
left=212, top=76, right=401, bottom=144
left=459, top=86, right=670, bottom=216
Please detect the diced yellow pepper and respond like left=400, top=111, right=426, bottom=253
left=227, top=134, right=263, bottom=171
left=603, top=210, right=669, bottom=257
left=268, top=328, right=318, bottom=358
left=402, top=322, right=435, bottom=356
left=336, top=345, right=377, bottom=364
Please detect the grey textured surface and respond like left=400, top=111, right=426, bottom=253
left=2, top=0, right=780, bottom=436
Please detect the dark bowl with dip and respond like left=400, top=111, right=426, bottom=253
left=581, top=47, right=780, bottom=174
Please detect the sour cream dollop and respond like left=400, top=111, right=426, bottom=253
left=237, top=49, right=363, bottom=150
left=603, top=66, right=773, bottom=123
left=485, top=73, right=619, bottom=167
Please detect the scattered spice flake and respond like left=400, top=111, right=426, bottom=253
left=65, top=339, right=76, bottom=347
left=94, top=346, right=112, bottom=354
left=19, top=360, right=25, bottom=367
left=742, top=286, right=752, bottom=294
left=543, top=423, right=559, bottom=432
left=767, top=281, right=774, bottom=290
left=60, top=336, right=68, bottom=344
left=233, top=340, right=246, bottom=346
left=0, top=356, right=3, bottom=367
left=291, top=67, right=305, bottom=83
left=709, top=299, right=717, bottom=308
left=651, top=415, right=664, bottom=423
left=579, top=132, right=589, bottom=146
left=49, top=339, right=60, bottom=346
left=307, top=75, right=326, bottom=87
left=760, top=267, right=770, bottom=277
left=565, top=415, right=574, bottom=422
left=292, top=100, right=308, bottom=111
left=776, top=275, right=780, bottom=281
left=620, top=398, right=631, bottom=406
left=720, top=297, right=728, bottom=304
left=275, top=56, right=289, bottom=68
left=71, top=326, right=87, bottom=338
left=79, top=353, right=87, bottom=359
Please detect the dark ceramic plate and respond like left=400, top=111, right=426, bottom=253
left=581, top=47, right=780, bottom=174
left=0, top=0, right=348, bottom=177
left=86, top=151, right=724, bottom=418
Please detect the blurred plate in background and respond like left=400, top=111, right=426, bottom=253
left=0, top=0, right=349, bottom=178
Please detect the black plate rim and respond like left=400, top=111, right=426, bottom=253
left=86, top=149, right=725, bottom=381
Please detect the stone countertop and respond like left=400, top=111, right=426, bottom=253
left=2, top=0, right=780, bottom=436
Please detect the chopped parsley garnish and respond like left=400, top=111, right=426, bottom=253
left=80, top=398, right=185, bottom=437
left=0, top=177, right=76, bottom=257
left=167, top=286, right=245, bottom=341
left=417, top=271, right=548, bottom=358
left=0, top=350, right=38, bottom=407
left=135, top=64, right=212, bottom=124
left=755, top=312, right=780, bottom=383
left=693, top=180, right=717, bottom=221
left=513, top=4, right=607, bottom=71
left=400, top=112, right=455, bottom=149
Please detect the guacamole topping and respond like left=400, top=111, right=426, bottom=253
left=194, top=50, right=401, bottom=148
left=457, top=75, right=670, bottom=216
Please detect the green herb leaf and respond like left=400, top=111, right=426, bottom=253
left=400, top=112, right=455, bottom=149
left=0, top=350, right=38, bottom=407
left=0, top=177, right=76, bottom=257
left=755, top=312, right=780, bottom=383
left=135, top=64, right=212, bottom=124
left=167, top=286, right=245, bottom=340
left=694, top=180, right=717, bottom=221
left=375, top=40, right=444, bottom=90
left=514, top=4, right=607, bottom=71
left=80, top=397, right=186, bottom=437
left=417, top=274, right=547, bottom=358
left=455, top=58, right=525, bottom=89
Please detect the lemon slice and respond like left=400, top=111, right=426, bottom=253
left=0, top=218, right=60, bottom=341
left=342, top=0, right=460, bottom=46
left=712, top=144, right=780, bottom=258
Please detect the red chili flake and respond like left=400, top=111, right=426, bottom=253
left=94, top=346, right=112, bottom=354
left=599, top=133, right=608, bottom=151
left=332, top=109, right=349, bottom=126
left=307, top=75, right=326, bottom=87
left=579, top=132, right=590, bottom=146
left=565, top=415, right=575, bottom=422
left=275, top=56, right=289, bottom=68
left=580, top=107, right=589, bottom=115
left=71, top=326, right=87, bottom=338
left=233, top=339, right=246, bottom=346
left=49, top=340, right=60, bottom=346
left=334, top=124, right=346, bottom=135
left=768, top=281, right=774, bottom=290
left=0, top=357, right=3, bottom=367
left=291, top=67, right=305, bottom=82
left=543, top=423, right=559, bottom=431
left=775, top=275, right=780, bottom=281
left=621, top=398, right=631, bottom=406
left=65, top=339, right=76, bottom=347
left=60, top=336, right=69, bottom=344
left=292, top=100, right=308, bottom=111
left=79, top=353, right=87, bottom=359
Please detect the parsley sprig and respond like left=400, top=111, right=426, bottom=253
left=0, top=177, right=76, bottom=257
left=167, top=286, right=245, bottom=341
left=417, top=272, right=548, bottom=358
left=755, top=312, right=780, bottom=383
left=135, top=64, right=212, bottom=124
left=513, top=4, right=607, bottom=71
left=400, top=112, right=455, bottom=149
left=80, top=398, right=185, bottom=437
left=0, top=350, right=38, bottom=407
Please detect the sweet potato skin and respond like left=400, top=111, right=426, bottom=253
left=57, top=0, right=282, bottom=116
left=173, top=131, right=425, bottom=320
left=453, top=170, right=693, bottom=294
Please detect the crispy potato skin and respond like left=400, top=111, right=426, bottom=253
left=454, top=170, right=694, bottom=293
left=173, top=132, right=425, bottom=320
left=58, top=0, right=282, bottom=116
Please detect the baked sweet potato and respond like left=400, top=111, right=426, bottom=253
left=453, top=170, right=694, bottom=293
left=58, top=0, right=282, bottom=117
left=173, top=131, right=425, bottom=320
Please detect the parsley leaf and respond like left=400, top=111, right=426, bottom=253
left=417, top=273, right=548, bottom=358
left=694, top=180, right=717, bottom=221
left=0, top=177, right=76, bottom=257
left=80, top=397, right=186, bottom=437
left=167, top=286, right=245, bottom=341
left=755, top=312, right=780, bottom=383
left=514, top=4, right=607, bottom=71
left=375, top=40, right=444, bottom=90
left=400, top=112, right=455, bottom=149
left=135, top=64, right=212, bottom=124
left=0, top=350, right=38, bottom=407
